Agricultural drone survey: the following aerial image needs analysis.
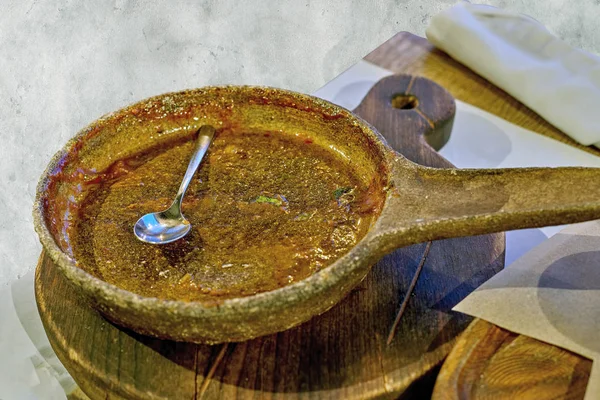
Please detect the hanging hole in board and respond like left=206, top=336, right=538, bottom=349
left=391, top=94, right=419, bottom=110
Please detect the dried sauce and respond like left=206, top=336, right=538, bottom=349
left=70, top=128, right=383, bottom=303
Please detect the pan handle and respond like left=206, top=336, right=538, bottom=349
left=374, top=161, right=600, bottom=253
left=353, top=74, right=600, bottom=252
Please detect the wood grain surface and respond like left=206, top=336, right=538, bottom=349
left=431, top=320, right=592, bottom=400
left=35, top=59, right=506, bottom=398
left=363, top=32, right=593, bottom=399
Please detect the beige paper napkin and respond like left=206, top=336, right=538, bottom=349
left=426, top=2, right=600, bottom=147
left=454, top=221, right=600, bottom=399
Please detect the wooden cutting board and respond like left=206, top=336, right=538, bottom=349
left=35, top=32, right=592, bottom=399
left=36, top=77, right=504, bottom=400
left=364, top=33, right=594, bottom=399
left=35, top=35, right=507, bottom=399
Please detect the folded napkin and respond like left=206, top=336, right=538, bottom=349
left=426, top=1, right=600, bottom=147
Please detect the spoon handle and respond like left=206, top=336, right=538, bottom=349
left=173, top=125, right=216, bottom=206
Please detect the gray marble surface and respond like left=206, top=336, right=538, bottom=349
left=1, top=0, right=599, bottom=287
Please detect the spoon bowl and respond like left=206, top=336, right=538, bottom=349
left=133, top=209, right=191, bottom=244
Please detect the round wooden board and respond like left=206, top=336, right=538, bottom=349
left=35, top=73, right=507, bottom=399
left=35, top=240, right=502, bottom=400
left=432, top=319, right=592, bottom=400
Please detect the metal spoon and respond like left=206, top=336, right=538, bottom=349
left=133, top=125, right=215, bottom=244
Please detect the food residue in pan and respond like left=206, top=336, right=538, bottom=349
left=68, top=128, right=384, bottom=303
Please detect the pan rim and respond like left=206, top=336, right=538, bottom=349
left=32, top=84, right=400, bottom=335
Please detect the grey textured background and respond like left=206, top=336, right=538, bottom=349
left=1, top=0, right=599, bottom=286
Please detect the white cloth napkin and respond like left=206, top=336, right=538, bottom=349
left=426, top=1, right=600, bottom=147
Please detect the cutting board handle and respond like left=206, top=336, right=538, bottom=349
left=353, top=74, right=456, bottom=168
